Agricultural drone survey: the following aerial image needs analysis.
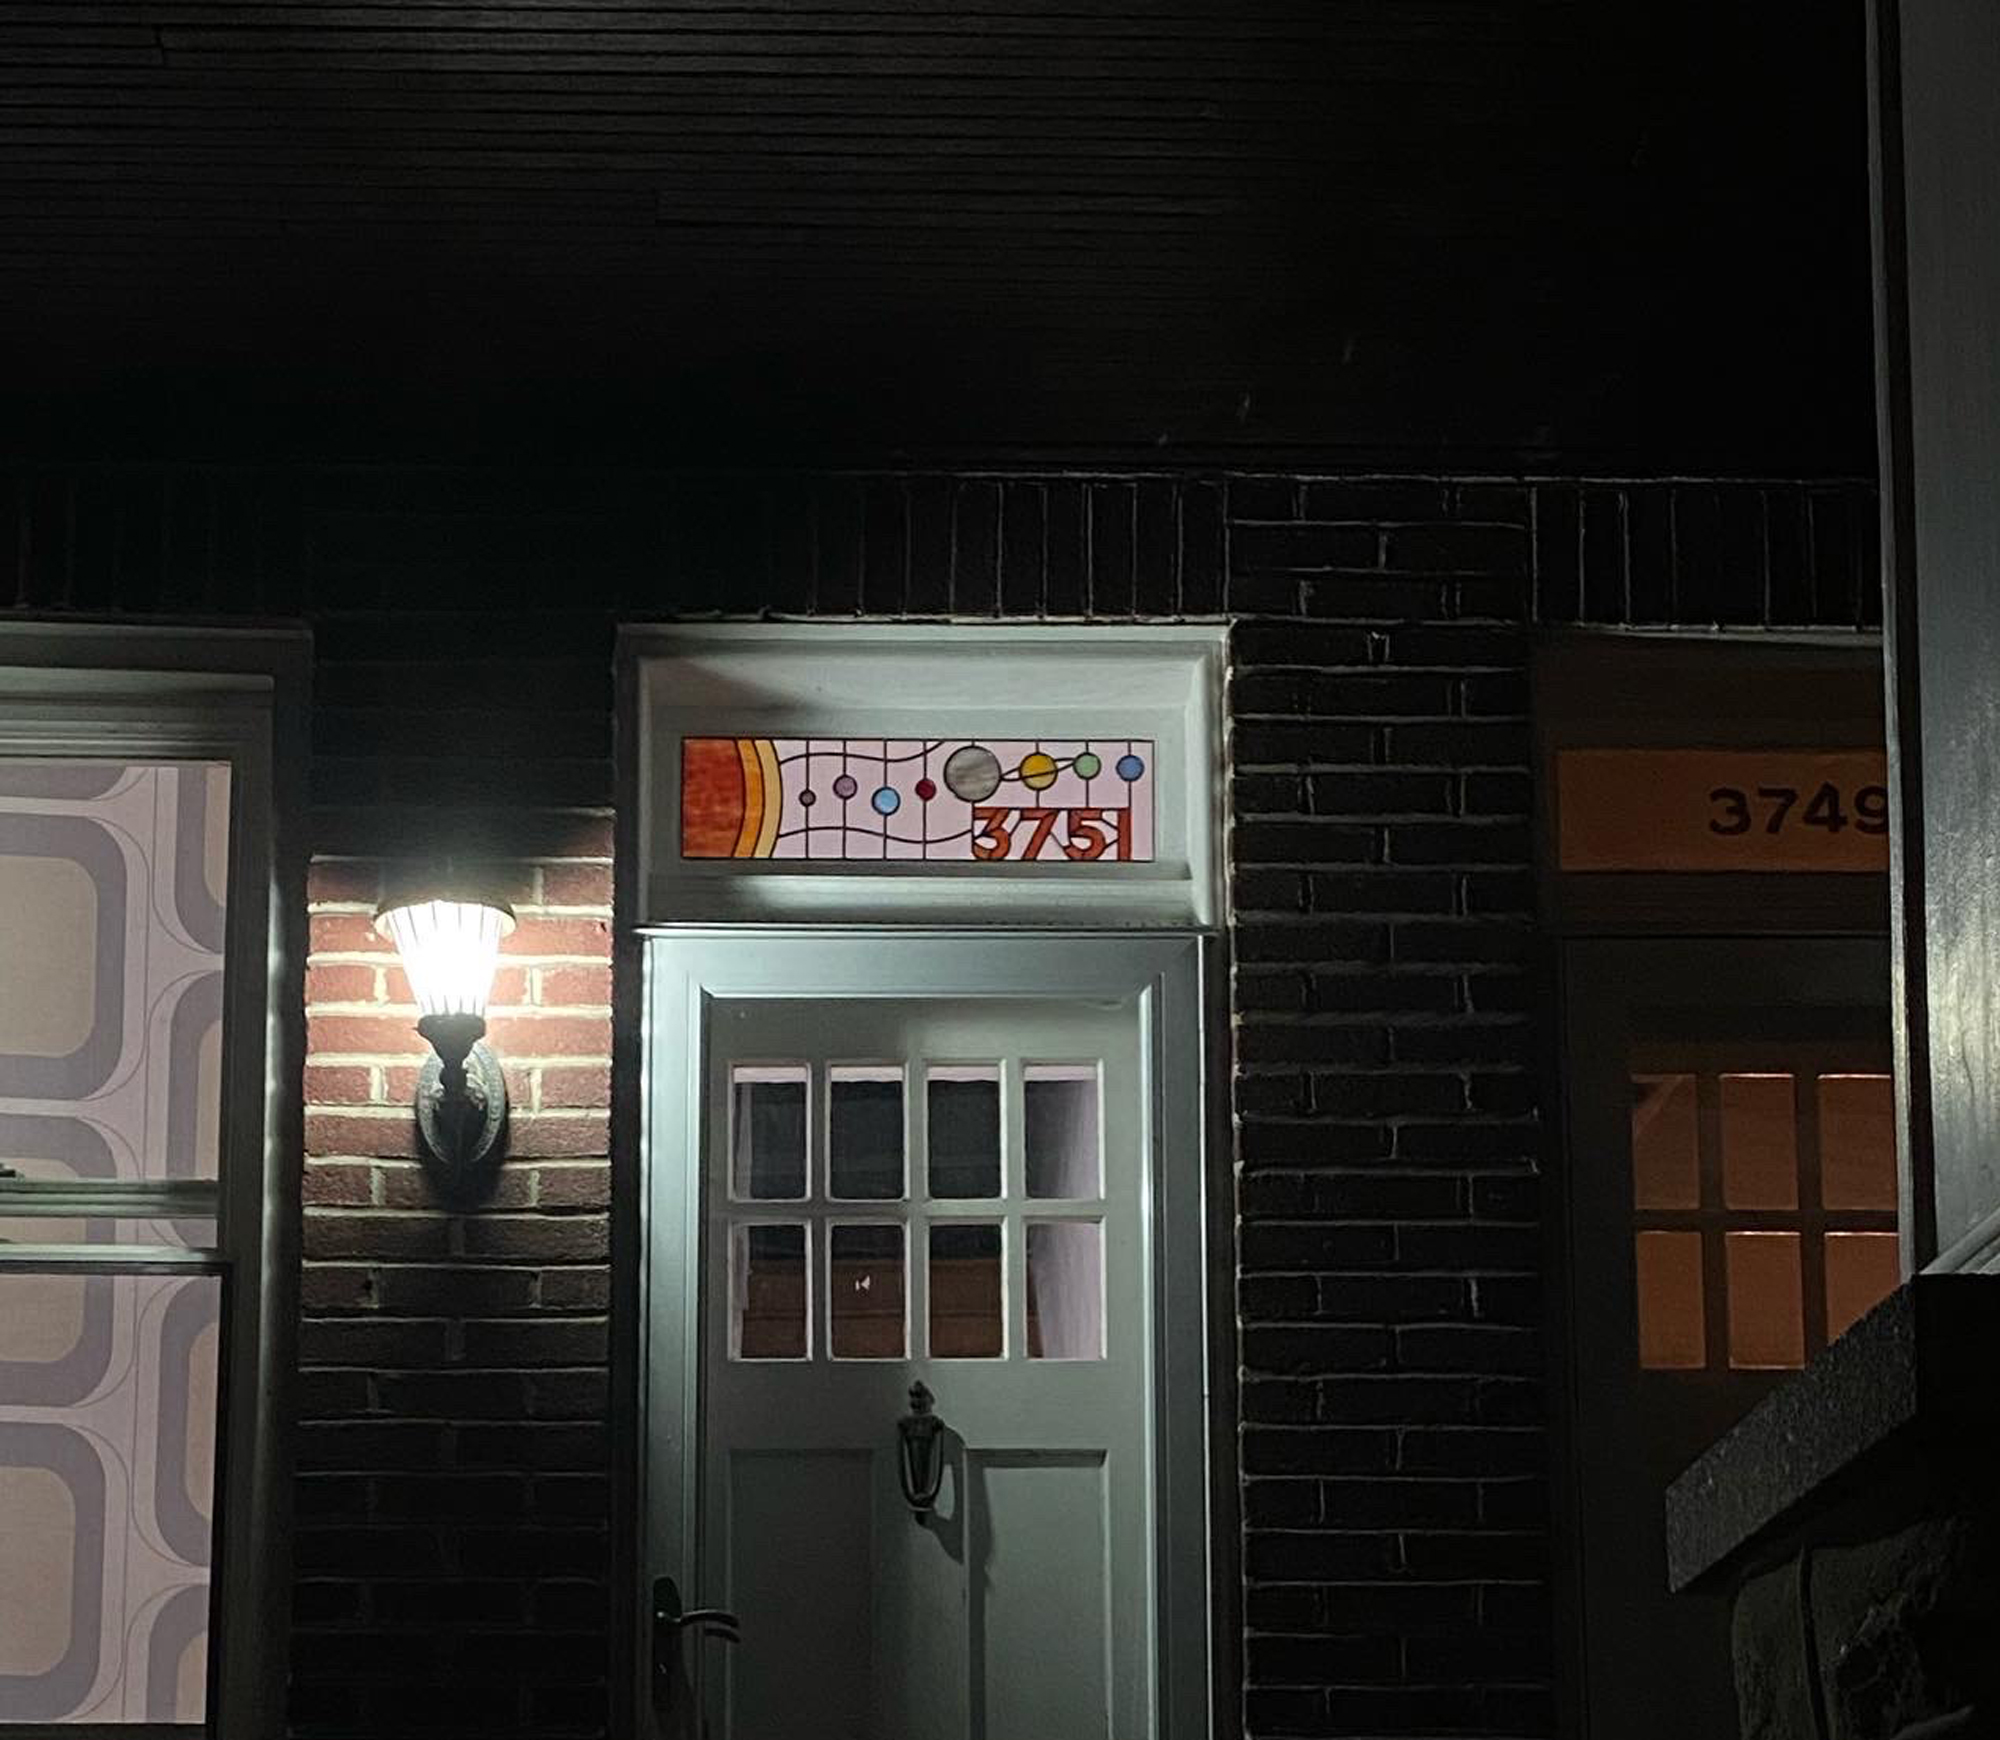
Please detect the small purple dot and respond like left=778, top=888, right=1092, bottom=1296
left=915, top=778, right=937, bottom=801
left=832, top=774, right=858, bottom=799
left=799, top=788, right=816, bottom=807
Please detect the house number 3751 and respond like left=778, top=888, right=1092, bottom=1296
left=1706, top=782, right=1890, bottom=837
left=970, top=806, right=1135, bottom=861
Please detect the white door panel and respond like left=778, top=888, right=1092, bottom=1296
left=705, top=997, right=1141, bottom=1740
left=641, top=934, right=1213, bottom=1740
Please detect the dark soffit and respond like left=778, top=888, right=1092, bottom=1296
left=0, top=0, right=1876, bottom=471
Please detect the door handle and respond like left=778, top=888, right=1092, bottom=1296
left=652, top=1575, right=740, bottom=1723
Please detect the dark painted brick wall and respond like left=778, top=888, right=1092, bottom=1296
left=0, top=466, right=1879, bottom=1738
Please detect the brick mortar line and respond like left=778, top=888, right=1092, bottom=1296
left=1232, top=769, right=1530, bottom=777
left=307, top=1002, right=615, bottom=1017
left=304, top=1054, right=614, bottom=1066
left=300, top=1363, right=609, bottom=1372
left=1243, top=1525, right=1545, bottom=1537
left=308, top=901, right=614, bottom=915
left=305, top=956, right=611, bottom=965
left=1233, top=1006, right=1532, bottom=1017
left=298, top=1209, right=612, bottom=1219
left=305, top=960, right=611, bottom=972
left=1229, top=517, right=1531, bottom=529
left=1239, top=816, right=1529, bottom=827
left=303, top=1157, right=609, bottom=1168
left=307, top=916, right=613, bottom=928
left=1231, top=663, right=1525, bottom=675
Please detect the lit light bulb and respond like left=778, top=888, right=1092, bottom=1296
left=375, top=897, right=516, bottom=1020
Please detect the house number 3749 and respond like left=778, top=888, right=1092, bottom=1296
left=1706, top=782, right=1890, bottom=837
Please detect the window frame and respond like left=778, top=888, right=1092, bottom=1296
left=0, top=621, right=308, bottom=1740
left=617, top=621, right=1229, bottom=929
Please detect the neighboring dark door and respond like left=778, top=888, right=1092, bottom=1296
left=1562, top=938, right=1898, bottom=1740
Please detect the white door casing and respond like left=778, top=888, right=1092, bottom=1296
left=639, top=931, right=1215, bottom=1740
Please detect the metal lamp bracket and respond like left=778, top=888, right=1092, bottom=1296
left=416, top=1038, right=508, bottom=1176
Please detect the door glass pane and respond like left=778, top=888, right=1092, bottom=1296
left=928, top=1222, right=1003, bottom=1357
left=828, top=1067, right=904, bottom=1202
left=1725, top=1231, right=1805, bottom=1369
left=1025, top=1065, right=1101, bottom=1199
left=0, top=762, right=229, bottom=1186
left=1819, top=1074, right=1897, bottom=1210
left=828, top=1223, right=906, bottom=1359
left=926, top=1066, right=1001, bottom=1200
left=1721, top=1074, right=1798, bottom=1209
left=1630, top=1073, right=1699, bottom=1209
left=1026, top=1220, right=1104, bottom=1360
left=0, top=1270, right=220, bottom=1723
left=1634, top=1231, right=1706, bottom=1370
left=1825, top=1232, right=1901, bottom=1340
left=731, top=1067, right=809, bottom=1202
left=732, top=1223, right=809, bottom=1360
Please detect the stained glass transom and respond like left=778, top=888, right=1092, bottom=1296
left=681, top=738, right=1155, bottom=863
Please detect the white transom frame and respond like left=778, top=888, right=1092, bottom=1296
left=619, top=621, right=1228, bottom=929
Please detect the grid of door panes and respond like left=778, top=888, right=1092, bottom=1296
left=1629, top=1053, right=1900, bottom=1371
left=0, top=761, right=231, bottom=1725
left=725, top=1057, right=1106, bottom=1363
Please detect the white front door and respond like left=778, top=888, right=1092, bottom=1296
left=641, top=934, right=1214, bottom=1740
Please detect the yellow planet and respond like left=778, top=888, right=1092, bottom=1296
left=1019, top=750, right=1059, bottom=790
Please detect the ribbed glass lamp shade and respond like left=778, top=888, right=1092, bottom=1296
left=375, top=898, right=516, bottom=1020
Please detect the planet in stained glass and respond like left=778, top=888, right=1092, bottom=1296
left=871, top=786, right=901, bottom=815
left=915, top=778, right=937, bottom=801
left=1019, top=750, right=1059, bottom=791
left=943, top=744, right=1002, bottom=803
left=1116, top=753, right=1146, bottom=782
left=1073, top=751, right=1102, bottom=779
left=799, top=789, right=816, bottom=807
left=832, top=773, right=858, bottom=800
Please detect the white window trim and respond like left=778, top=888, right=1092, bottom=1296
left=0, top=621, right=308, bottom=1740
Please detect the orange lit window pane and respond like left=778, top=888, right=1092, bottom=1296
left=1721, top=1074, right=1798, bottom=1209
left=1634, top=1231, right=1706, bottom=1370
left=1819, top=1074, right=1897, bottom=1211
left=829, top=1223, right=907, bottom=1359
left=1725, top=1232, right=1805, bottom=1369
left=1825, top=1232, right=1900, bottom=1340
left=1631, top=1074, right=1700, bottom=1210
left=929, top=1223, right=1004, bottom=1358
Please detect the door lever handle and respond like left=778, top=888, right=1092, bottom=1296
left=653, top=1577, right=741, bottom=1635
left=652, top=1575, right=742, bottom=1725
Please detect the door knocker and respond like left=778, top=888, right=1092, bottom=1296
left=897, top=1381, right=946, bottom=1516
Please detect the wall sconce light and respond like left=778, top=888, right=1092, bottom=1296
left=375, top=889, right=516, bottom=1176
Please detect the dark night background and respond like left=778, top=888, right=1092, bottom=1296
left=1, top=0, right=1873, bottom=474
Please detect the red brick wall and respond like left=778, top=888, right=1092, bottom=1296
left=294, top=833, right=615, bottom=1735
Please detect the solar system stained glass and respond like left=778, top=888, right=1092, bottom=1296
left=681, top=738, right=1156, bottom=862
